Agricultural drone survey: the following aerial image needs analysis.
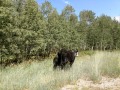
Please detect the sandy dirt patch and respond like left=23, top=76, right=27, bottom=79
left=61, top=77, right=120, bottom=90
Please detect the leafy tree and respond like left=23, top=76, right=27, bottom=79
left=61, top=5, right=75, bottom=21
left=79, top=10, right=95, bottom=24
left=96, top=15, right=113, bottom=50
left=78, top=10, right=95, bottom=50
left=0, top=0, right=19, bottom=64
left=110, top=20, right=120, bottom=49
left=41, top=1, right=53, bottom=18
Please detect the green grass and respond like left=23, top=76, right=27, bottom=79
left=0, top=51, right=120, bottom=90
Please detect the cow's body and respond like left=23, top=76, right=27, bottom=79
left=53, top=49, right=78, bottom=69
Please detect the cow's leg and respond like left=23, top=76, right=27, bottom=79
left=70, top=61, right=74, bottom=67
left=53, top=56, right=58, bottom=70
left=61, top=65, right=63, bottom=69
left=61, top=62, right=66, bottom=69
left=61, top=63, right=66, bottom=69
left=61, top=64, right=64, bottom=69
left=53, top=64, right=57, bottom=69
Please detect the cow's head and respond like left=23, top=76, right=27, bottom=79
left=72, top=49, right=78, bottom=56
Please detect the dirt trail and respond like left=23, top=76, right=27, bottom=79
left=61, top=77, right=120, bottom=90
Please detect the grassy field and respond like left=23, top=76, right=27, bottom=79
left=0, top=51, right=120, bottom=90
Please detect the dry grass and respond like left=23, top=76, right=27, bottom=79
left=0, top=51, right=120, bottom=90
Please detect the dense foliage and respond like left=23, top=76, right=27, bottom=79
left=0, top=0, right=120, bottom=64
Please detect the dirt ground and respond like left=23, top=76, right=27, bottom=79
left=61, top=77, right=120, bottom=90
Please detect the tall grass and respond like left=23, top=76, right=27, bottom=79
left=81, top=51, right=120, bottom=82
left=0, top=51, right=120, bottom=90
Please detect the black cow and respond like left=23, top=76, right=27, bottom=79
left=53, top=49, right=78, bottom=69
